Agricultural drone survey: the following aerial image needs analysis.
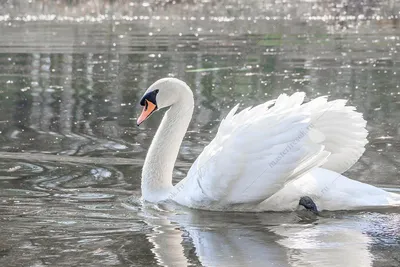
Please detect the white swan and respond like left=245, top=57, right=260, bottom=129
left=137, top=77, right=400, bottom=211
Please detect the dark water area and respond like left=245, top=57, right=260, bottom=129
left=0, top=0, right=399, bottom=266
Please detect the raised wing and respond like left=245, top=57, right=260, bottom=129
left=300, top=96, right=368, bottom=173
left=172, top=92, right=330, bottom=209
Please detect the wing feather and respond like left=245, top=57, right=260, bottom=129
left=301, top=98, right=368, bottom=173
left=172, top=92, right=367, bottom=209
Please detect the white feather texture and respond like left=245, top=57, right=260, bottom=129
left=299, top=96, right=368, bottom=173
left=139, top=78, right=400, bottom=211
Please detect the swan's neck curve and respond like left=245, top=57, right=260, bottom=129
left=141, top=86, right=194, bottom=202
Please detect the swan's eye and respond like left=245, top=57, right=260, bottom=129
left=140, top=89, right=159, bottom=106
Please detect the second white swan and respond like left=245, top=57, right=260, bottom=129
left=137, top=78, right=400, bottom=212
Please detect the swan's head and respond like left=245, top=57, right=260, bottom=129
left=137, top=78, right=192, bottom=125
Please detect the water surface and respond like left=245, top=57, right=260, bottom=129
left=0, top=0, right=400, bottom=266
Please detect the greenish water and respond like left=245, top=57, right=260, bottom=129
left=0, top=1, right=400, bottom=266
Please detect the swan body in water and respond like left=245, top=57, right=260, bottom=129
left=137, top=78, right=400, bottom=212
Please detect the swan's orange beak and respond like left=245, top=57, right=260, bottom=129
left=137, top=100, right=157, bottom=125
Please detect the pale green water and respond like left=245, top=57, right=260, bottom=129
left=0, top=1, right=400, bottom=266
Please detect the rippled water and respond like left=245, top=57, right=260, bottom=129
left=0, top=0, right=400, bottom=266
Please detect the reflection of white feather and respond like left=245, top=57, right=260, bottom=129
left=146, top=222, right=188, bottom=267
left=143, top=208, right=292, bottom=267
left=141, top=206, right=189, bottom=267
left=187, top=228, right=289, bottom=267
left=142, top=207, right=377, bottom=267
left=269, top=219, right=373, bottom=267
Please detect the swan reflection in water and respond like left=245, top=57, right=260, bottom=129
left=137, top=201, right=377, bottom=267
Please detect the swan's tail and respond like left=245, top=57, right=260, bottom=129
left=259, top=168, right=400, bottom=211
left=387, top=192, right=400, bottom=206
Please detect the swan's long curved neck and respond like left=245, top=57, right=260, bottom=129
left=141, top=87, right=194, bottom=202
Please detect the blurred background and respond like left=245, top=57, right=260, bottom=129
left=0, top=0, right=399, bottom=266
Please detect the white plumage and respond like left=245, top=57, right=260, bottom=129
left=138, top=78, right=400, bottom=211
